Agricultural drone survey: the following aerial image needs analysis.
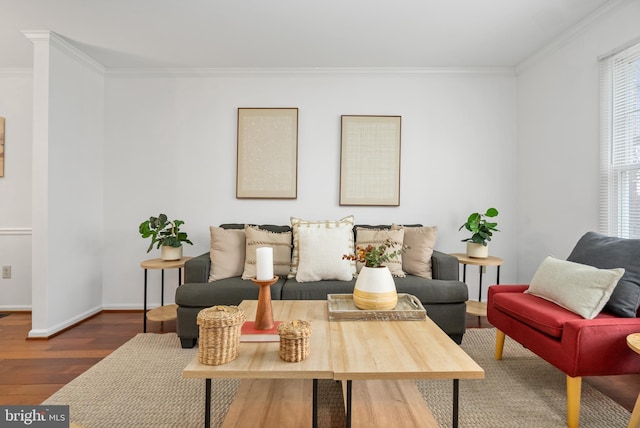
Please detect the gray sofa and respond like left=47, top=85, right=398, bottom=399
left=175, top=223, right=469, bottom=348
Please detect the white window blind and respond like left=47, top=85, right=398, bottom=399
left=600, top=42, right=640, bottom=239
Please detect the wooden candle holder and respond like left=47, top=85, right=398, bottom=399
left=251, top=276, right=278, bottom=330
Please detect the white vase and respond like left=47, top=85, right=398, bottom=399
left=353, top=266, right=398, bottom=310
left=466, top=242, right=489, bottom=258
left=161, top=245, right=182, bottom=261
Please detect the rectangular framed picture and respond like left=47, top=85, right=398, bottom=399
left=236, top=108, right=298, bottom=199
left=340, top=115, right=401, bottom=206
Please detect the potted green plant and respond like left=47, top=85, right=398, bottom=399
left=458, top=208, right=499, bottom=258
left=343, top=239, right=409, bottom=310
left=139, top=213, right=193, bottom=261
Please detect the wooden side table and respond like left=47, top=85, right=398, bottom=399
left=450, top=253, right=503, bottom=317
left=626, top=334, right=640, bottom=428
left=140, top=256, right=192, bottom=332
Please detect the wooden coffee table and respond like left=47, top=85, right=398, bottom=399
left=184, top=300, right=484, bottom=428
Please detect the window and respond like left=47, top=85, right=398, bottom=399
left=600, top=41, right=640, bottom=239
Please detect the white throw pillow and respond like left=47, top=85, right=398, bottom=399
left=289, top=215, right=355, bottom=279
left=525, top=256, right=624, bottom=319
left=295, top=225, right=354, bottom=282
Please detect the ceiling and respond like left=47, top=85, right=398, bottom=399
left=0, top=0, right=616, bottom=69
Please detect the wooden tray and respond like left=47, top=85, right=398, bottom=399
left=327, top=294, right=426, bottom=321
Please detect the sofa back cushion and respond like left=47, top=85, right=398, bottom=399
left=567, top=232, right=640, bottom=317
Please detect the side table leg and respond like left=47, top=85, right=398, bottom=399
left=161, top=269, right=165, bottom=307
left=478, top=266, right=484, bottom=302
left=205, top=379, right=211, bottom=428
left=143, top=269, right=148, bottom=332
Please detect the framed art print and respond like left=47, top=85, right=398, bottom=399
left=340, top=115, right=401, bottom=206
left=236, top=108, right=298, bottom=199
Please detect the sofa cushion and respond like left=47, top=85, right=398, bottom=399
left=289, top=215, right=355, bottom=279
left=525, top=256, right=624, bottom=319
left=397, top=225, right=438, bottom=279
left=208, top=227, right=246, bottom=281
left=493, top=291, right=621, bottom=338
left=242, top=225, right=292, bottom=279
left=355, top=227, right=405, bottom=277
left=493, top=292, right=584, bottom=338
left=176, top=277, right=285, bottom=307
left=295, top=225, right=354, bottom=282
left=282, top=278, right=357, bottom=300
left=393, top=276, right=468, bottom=304
left=567, top=231, right=640, bottom=318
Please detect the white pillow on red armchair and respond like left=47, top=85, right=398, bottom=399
left=525, top=256, right=624, bottom=319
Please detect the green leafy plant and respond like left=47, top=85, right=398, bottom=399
left=343, top=239, right=409, bottom=268
left=138, top=213, right=193, bottom=253
left=459, top=208, right=499, bottom=246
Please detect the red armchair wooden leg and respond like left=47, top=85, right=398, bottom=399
left=567, top=375, right=582, bottom=428
left=495, top=330, right=505, bottom=360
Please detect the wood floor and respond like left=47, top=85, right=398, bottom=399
left=1, top=311, right=639, bottom=418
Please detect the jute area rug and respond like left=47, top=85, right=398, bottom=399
left=43, top=328, right=630, bottom=427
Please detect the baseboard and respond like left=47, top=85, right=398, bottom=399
left=28, top=305, right=102, bottom=339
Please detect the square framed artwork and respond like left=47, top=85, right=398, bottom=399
left=236, top=108, right=298, bottom=199
left=340, top=115, right=401, bottom=206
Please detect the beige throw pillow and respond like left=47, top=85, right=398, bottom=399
left=289, top=215, right=355, bottom=279
left=209, top=227, right=246, bottom=281
left=525, top=256, right=624, bottom=319
left=355, top=227, right=405, bottom=277
left=396, top=225, right=438, bottom=279
left=296, top=226, right=354, bottom=282
left=242, top=225, right=292, bottom=280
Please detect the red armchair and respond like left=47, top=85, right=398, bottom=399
left=487, top=232, right=640, bottom=428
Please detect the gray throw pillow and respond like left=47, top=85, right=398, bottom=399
left=567, top=232, right=640, bottom=317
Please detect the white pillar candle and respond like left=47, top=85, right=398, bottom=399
left=256, top=247, right=274, bottom=280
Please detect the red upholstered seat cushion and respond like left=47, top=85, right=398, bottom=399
left=492, top=292, right=619, bottom=338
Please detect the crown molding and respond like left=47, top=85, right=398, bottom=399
left=105, top=66, right=515, bottom=78
left=21, top=30, right=105, bottom=74
left=515, top=0, right=628, bottom=74
left=0, top=227, right=32, bottom=235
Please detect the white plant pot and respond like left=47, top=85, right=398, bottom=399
left=353, top=266, right=398, bottom=310
left=161, top=245, right=182, bottom=261
left=466, top=242, right=489, bottom=258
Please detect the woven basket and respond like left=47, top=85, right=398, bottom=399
left=197, top=305, right=246, bottom=366
left=277, top=320, right=312, bottom=362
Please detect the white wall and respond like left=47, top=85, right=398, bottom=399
left=516, top=0, right=640, bottom=282
left=0, top=70, right=32, bottom=309
left=103, top=70, right=518, bottom=307
left=29, top=32, right=104, bottom=336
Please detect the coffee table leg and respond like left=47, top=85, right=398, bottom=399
left=313, top=379, right=318, bottom=428
left=346, top=380, right=352, bottom=428
left=205, top=379, right=211, bottom=428
left=453, top=379, right=459, bottom=428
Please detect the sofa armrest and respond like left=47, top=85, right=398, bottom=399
left=184, top=252, right=211, bottom=284
left=431, top=251, right=459, bottom=280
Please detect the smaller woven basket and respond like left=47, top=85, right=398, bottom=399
left=277, top=320, right=312, bottom=363
left=197, top=305, right=246, bottom=366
